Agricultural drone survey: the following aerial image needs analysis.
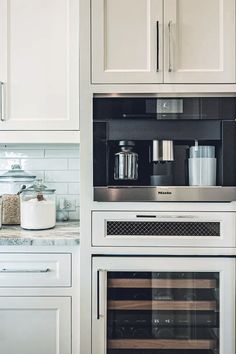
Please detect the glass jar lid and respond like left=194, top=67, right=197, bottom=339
left=24, top=179, right=56, bottom=194
left=0, top=164, right=36, bottom=182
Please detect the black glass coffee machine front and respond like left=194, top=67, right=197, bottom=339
left=93, top=96, right=236, bottom=202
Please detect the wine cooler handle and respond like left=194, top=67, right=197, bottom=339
left=97, top=269, right=107, bottom=320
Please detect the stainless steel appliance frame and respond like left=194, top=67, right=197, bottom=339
left=94, top=186, right=236, bottom=202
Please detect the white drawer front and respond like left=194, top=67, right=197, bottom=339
left=0, top=253, right=71, bottom=287
left=92, top=211, right=236, bottom=248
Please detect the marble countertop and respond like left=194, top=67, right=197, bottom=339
left=0, top=221, right=80, bottom=246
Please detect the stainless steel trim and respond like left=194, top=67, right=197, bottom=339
left=0, top=82, right=5, bottom=121
left=168, top=21, right=173, bottom=72
left=94, top=186, right=236, bottom=202
left=0, top=268, right=51, bottom=273
left=93, top=93, right=236, bottom=98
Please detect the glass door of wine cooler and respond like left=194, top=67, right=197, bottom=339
left=92, top=257, right=235, bottom=354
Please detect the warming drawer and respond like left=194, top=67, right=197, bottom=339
left=92, top=211, right=236, bottom=248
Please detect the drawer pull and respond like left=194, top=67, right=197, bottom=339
left=0, top=268, right=51, bottom=273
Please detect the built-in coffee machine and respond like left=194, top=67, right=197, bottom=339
left=93, top=96, right=236, bottom=201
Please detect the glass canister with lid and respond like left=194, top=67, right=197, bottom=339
left=0, top=164, right=36, bottom=225
left=20, top=179, right=56, bottom=230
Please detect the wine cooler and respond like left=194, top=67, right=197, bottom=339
left=92, top=257, right=235, bottom=354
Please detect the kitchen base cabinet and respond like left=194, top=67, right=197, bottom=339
left=0, top=297, right=71, bottom=354
left=0, top=248, right=80, bottom=354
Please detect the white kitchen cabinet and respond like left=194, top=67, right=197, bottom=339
left=0, top=297, right=71, bottom=354
left=92, top=0, right=163, bottom=84
left=92, top=0, right=235, bottom=84
left=164, top=0, right=235, bottom=83
left=0, top=249, right=80, bottom=354
left=0, top=0, right=79, bottom=130
left=0, top=253, right=71, bottom=287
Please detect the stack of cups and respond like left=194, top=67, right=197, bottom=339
left=188, top=146, right=216, bottom=186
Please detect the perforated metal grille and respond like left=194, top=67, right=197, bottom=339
left=106, top=221, right=220, bottom=237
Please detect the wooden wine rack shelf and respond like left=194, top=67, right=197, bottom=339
left=108, top=278, right=217, bottom=289
left=108, top=339, right=217, bottom=350
left=108, top=300, right=217, bottom=311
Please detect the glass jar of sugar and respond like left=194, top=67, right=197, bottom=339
left=20, top=179, right=56, bottom=230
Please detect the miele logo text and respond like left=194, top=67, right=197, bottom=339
left=158, top=191, right=172, bottom=195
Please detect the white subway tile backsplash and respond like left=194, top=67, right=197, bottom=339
left=45, top=170, right=80, bottom=183
left=45, top=149, right=80, bottom=158
left=27, top=171, right=45, bottom=180
left=56, top=194, right=80, bottom=206
left=46, top=183, right=68, bottom=195
left=21, top=158, right=68, bottom=171
left=0, top=144, right=80, bottom=220
left=68, top=183, right=80, bottom=195
left=68, top=158, right=80, bottom=170
left=0, top=149, right=44, bottom=158
left=69, top=208, right=80, bottom=220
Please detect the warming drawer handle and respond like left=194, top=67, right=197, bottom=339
left=136, top=215, right=157, bottom=218
left=0, top=268, right=51, bottom=273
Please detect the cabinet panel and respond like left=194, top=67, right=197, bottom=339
left=0, top=0, right=79, bottom=130
left=164, top=0, right=235, bottom=83
left=0, top=297, right=71, bottom=354
left=92, top=0, right=163, bottom=83
left=0, top=253, right=71, bottom=287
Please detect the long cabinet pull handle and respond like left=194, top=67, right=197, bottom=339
left=0, top=268, right=51, bottom=273
left=0, top=82, right=5, bottom=121
left=168, top=21, right=173, bottom=72
left=97, top=269, right=107, bottom=320
left=156, top=21, right=160, bottom=72
left=97, top=270, right=100, bottom=319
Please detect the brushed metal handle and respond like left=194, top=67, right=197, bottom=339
left=0, top=268, right=51, bottom=273
left=97, top=269, right=106, bottom=320
left=136, top=215, right=157, bottom=218
left=0, top=82, right=5, bottom=121
left=156, top=21, right=160, bottom=72
left=97, top=270, right=100, bottom=319
left=168, top=21, right=173, bottom=72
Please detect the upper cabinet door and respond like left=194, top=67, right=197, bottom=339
left=92, top=0, right=163, bottom=84
left=164, top=0, right=236, bottom=84
left=0, top=0, right=79, bottom=130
